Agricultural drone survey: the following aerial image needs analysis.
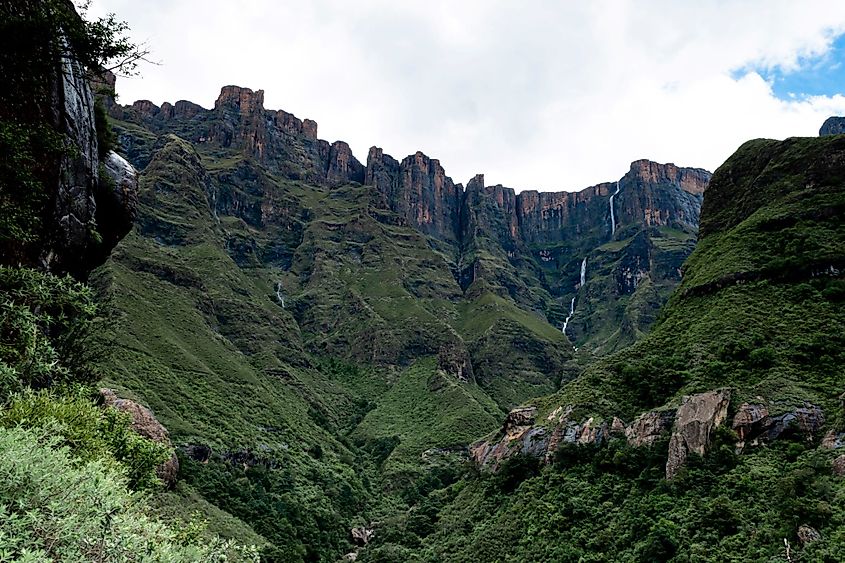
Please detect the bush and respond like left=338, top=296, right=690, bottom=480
left=0, top=267, right=103, bottom=392
left=0, top=425, right=258, bottom=562
left=0, top=388, right=170, bottom=491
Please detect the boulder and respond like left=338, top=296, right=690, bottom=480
left=625, top=409, right=675, bottom=447
left=100, top=388, right=179, bottom=486
left=821, top=430, right=845, bottom=450
left=764, top=406, right=825, bottom=442
left=833, top=455, right=845, bottom=476
left=797, top=524, right=821, bottom=546
left=666, top=389, right=731, bottom=479
left=732, top=402, right=769, bottom=441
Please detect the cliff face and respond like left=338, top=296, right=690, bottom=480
left=366, top=148, right=463, bottom=244
left=0, top=7, right=137, bottom=279
left=112, top=85, right=365, bottom=187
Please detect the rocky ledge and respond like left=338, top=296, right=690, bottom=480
left=471, top=388, right=841, bottom=479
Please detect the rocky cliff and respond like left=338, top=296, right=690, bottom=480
left=0, top=4, right=138, bottom=278
left=110, top=85, right=365, bottom=187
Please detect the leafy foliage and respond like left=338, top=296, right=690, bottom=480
left=0, top=267, right=102, bottom=392
left=0, top=388, right=170, bottom=490
left=0, top=425, right=258, bottom=562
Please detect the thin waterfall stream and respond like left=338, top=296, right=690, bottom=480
left=562, top=257, right=588, bottom=339
left=275, top=282, right=285, bottom=308
left=609, top=180, right=621, bottom=236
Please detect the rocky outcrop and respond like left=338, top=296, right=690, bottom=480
left=100, top=388, right=179, bottom=486
left=366, top=148, right=462, bottom=243
left=470, top=407, right=547, bottom=469
left=95, top=151, right=139, bottom=262
left=472, top=404, right=657, bottom=470
left=833, top=455, right=845, bottom=476
left=625, top=409, right=676, bottom=447
left=0, top=11, right=138, bottom=278
left=820, top=116, right=845, bottom=136
left=822, top=430, right=845, bottom=450
left=115, top=85, right=365, bottom=187
left=733, top=401, right=826, bottom=450
left=437, top=340, right=474, bottom=382
left=666, top=389, right=731, bottom=479
left=471, top=387, right=835, bottom=478
left=797, top=524, right=821, bottom=546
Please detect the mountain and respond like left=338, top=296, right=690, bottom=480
left=381, top=134, right=845, bottom=563
left=86, top=80, right=709, bottom=558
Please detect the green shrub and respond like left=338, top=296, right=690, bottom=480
left=0, top=267, right=103, bottom=392
left=0, top=425, right=258, bottom=562
left=0, top=388, right=170, bottom=491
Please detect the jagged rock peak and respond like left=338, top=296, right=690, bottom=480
left=820, top=116, right=845, bottom=136
left=215, top=85, right=265, bottom=114
left=466, top=174, right=485, bottom=191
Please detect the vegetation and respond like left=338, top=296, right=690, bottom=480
left=3, top=1, right=843, bottom=560
left=359, top=434, right=844, bottom=562
left=0, top=425, right=258, bottom=562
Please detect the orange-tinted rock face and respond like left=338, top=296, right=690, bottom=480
left=629, top=159, right=710, bottom=195
left=366, top=147, right=462, bottom=243
left=214, top=85, right=264, bottom=115
left=119, top=85, right=365, bottom=187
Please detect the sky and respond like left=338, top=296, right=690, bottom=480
left=88, top=0, right=845, bottom=192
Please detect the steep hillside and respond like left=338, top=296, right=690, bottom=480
left=376, top=134, right=845, bottom=562
left=88, top=81, right=710, bottom=559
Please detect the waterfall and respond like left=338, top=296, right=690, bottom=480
left=609, top=180, right=621, bottom=236
left=275, top=282, right=285, bottom=308
left=561, top=297, right=576, bottom=334
left=580, top=257, right=587, bottom=287
left=562, top=257, right=588, bottom=337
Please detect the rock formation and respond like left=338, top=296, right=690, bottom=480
left=100, top=388, right=179, bottom=486
left=113, top=85, right=366, bottom=187
left=471, top=387, right=831, bottom=479
left=0, top=21, right=138, bottom=278
left=819, top=116, right=845, bottom=136
left=665, top=389, right=731, bottom=479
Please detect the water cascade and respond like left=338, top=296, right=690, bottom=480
left=609, top=180, right=621, bottom=236
left=562, top=257, right=588, bottom=338
left=275, top=282, right=285, bottom=308
left=561, top=297, right=576, bottom=334
left=580, top=257, right=587, bottom=287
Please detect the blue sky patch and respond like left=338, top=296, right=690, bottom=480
left=733, top=33, right=845, bottom=100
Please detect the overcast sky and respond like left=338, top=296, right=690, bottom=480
left=89, top=0, right=845, bottom=192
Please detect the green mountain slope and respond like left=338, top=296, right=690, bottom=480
left=364, top=135, right=845, bottom=562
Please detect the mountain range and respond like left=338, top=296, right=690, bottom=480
left=1, top=7, right=843, bottom=560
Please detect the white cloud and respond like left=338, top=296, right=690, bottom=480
left=88, top=0, right=845, bottom=190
